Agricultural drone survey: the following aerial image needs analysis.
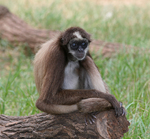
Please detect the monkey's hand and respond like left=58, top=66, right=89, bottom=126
left=77, top=98, right=100, bottom=125
left=115, top=102, right=127, bottom=117
left=78, top=101, right=97, bottom=125
left=84, top=112, right=98, bottom=125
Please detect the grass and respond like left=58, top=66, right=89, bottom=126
left=0, top=0, right=150, bottom=138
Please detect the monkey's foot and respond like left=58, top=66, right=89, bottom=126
left=115, top=102, right=127, bottom=117
left=84, top=112, right=99, bottom=125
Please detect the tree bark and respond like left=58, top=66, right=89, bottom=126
left=0, top=5, right=129, bottom=57
left=0, top=109, right=130, bottom=139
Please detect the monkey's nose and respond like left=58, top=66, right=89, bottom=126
left=78, top=46, right=84, bottom=52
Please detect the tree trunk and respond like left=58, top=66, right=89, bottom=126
left=0, top=109, right=130, bottom=139
left=0, top=5, right=129, bottom=57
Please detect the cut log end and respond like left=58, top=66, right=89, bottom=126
left=0, top=110, right=130, bottom=139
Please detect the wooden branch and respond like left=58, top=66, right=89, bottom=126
left=0, top=109, right=130, bottom=139
left=0, top=5, right=129, bottom=57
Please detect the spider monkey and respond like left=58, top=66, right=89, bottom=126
left=34, top=27, right=126, bottom=122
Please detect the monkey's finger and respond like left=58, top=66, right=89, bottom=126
left=85, top=118, right=88, bottom=126
left=89, top=118, right=93, bottom=124
left=119, top=102, right=123, bottom=107
left=86, top=115, right=93, bottom=124
left=90, top=117, right=95, bottom=124
left=89, top=114, right=96, bottom=124
left=85, top=115, right=95, bottom=125
left=91, top=114, right=96, bottom=119
left=122, top=108, right=127, bottom=116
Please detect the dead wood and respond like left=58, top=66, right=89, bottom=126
left=0, top=109, right=130, bottom=139
left=0, top=5, right=130, bottom=57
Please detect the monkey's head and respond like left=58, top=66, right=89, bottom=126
left=60, top=27, right=91, bottom=61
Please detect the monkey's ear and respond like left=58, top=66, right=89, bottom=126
left=88, top=40, right=91, bottom=43
left=60, top=38, right=64, bottom=44
left=60, top=37, right=67, bottom=46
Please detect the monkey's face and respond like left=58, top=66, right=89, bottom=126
left=68, top=38, right=89, bottom=61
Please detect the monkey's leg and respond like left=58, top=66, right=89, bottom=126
left=37, top=89, right=124, bottom=116
left=78, top=98, right=112, bottom=113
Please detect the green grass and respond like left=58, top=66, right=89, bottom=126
left=0, top=0, right=150, bottom=138
left=0, top=45, right=39, bottom=116
left=95, top=50, right=150, bottom=138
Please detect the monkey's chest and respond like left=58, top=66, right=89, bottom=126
left=62, top=61, right=79, bottom=89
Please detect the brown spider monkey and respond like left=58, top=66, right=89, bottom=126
left=34, top=27, right=126, bottom=123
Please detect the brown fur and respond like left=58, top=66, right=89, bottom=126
left=60, top=27, right=91, bottom=46
left=78, top=98, right=112, bottom=113
left=80, top=56, right=106, bottom=93
left=34, top=27, right=125, bottom=116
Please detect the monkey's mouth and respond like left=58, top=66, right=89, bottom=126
left=76, top=53, right=85, bottom=59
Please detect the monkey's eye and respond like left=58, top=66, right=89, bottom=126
left=81, top=42, right=87, bottom=49
left=71, top=43, right=78, bottom=49
left=72, top=43, right=76, bottom=47
left=82, top=42, right=85, bottom=46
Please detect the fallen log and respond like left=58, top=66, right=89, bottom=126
left=0, top=110, right=130, bottom=139
left=0, top=5, right=129, bottom=57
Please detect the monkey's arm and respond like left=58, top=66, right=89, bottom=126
left=76, top=81, right=115, bottom=113
left=77, top=83, right=126, bottom=114
left=36, top=89, right=123, bottom=116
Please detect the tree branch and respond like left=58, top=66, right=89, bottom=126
left=0, top=110, right=130, bottom=139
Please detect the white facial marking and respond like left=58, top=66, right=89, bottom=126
left=73, top=31, right=83, bottom=39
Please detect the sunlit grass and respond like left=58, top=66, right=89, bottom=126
left=0, top=0, right=150, bottom=138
